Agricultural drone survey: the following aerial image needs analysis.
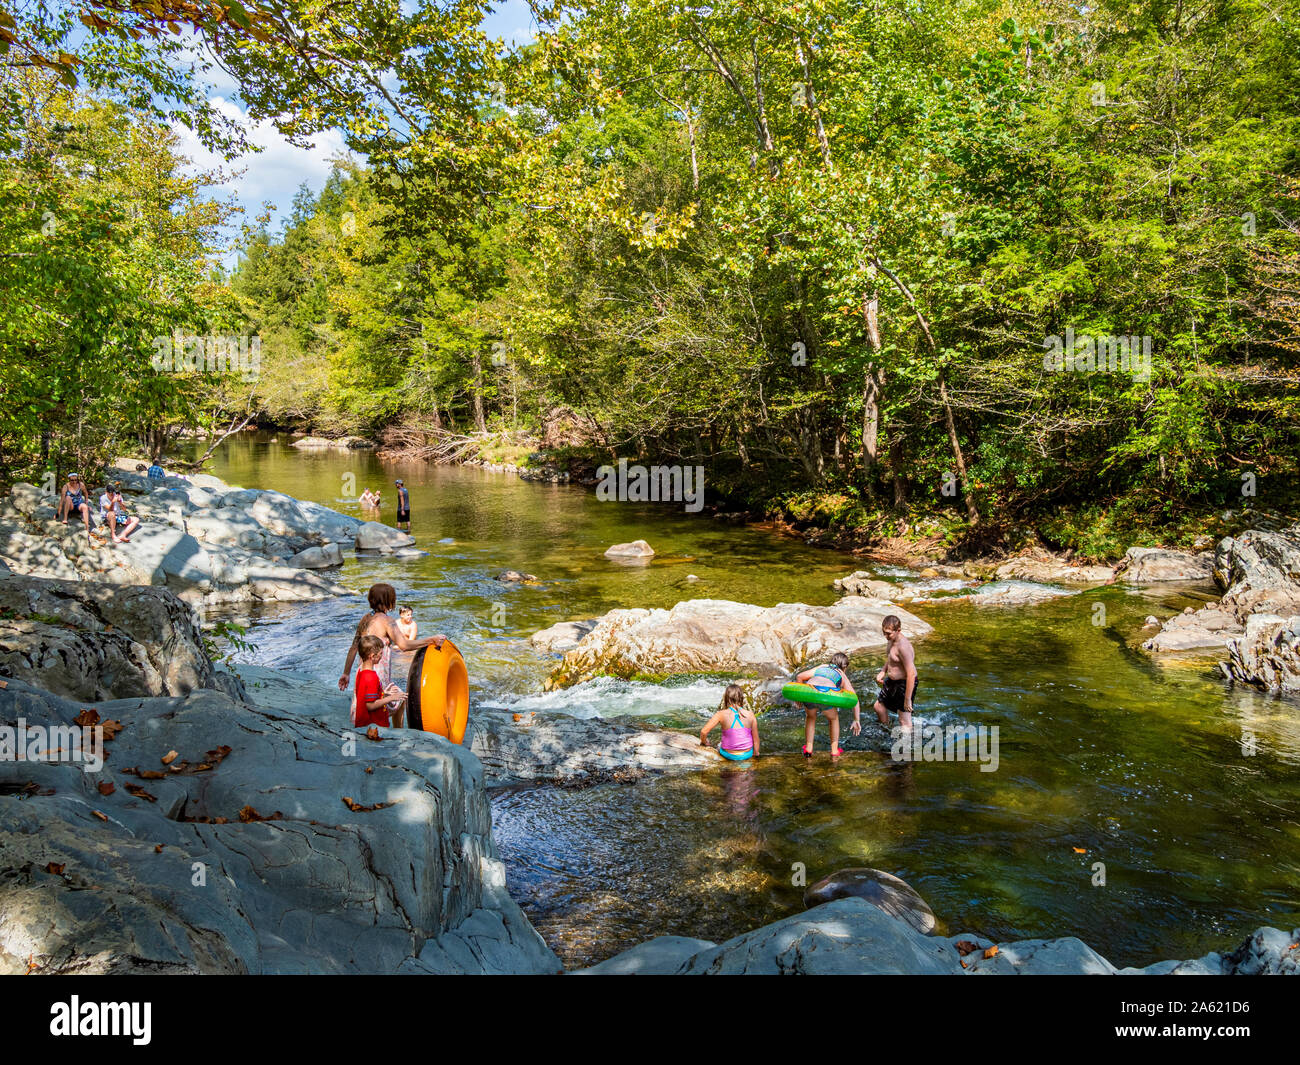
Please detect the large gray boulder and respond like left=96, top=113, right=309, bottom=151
left=1116, top=547, right=1215, bottom=583
left=1142, top=605, right=1243, bottom=655
left=834, top=571, right=899, bottom=599
left=803, top=868, right=936, bottom=934
left=0, top=678, right=560, bottom=975
left=1222, top=614, right=1300, bottom=692
left=1215, top=527, right=1300, bottom=619
left=994, top=557, right=1114, bottom=584
left=549, top=597, right=932, bottom=686
left=0, top=574, right=230, bottom=699
left=288, top=543, right=345, bottom=570
left=530, top=619, right=598, bottom=654
left=355, top=521, right=416, bottom=551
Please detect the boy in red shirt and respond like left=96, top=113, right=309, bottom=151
left=353, top=635, right=406, bottom=728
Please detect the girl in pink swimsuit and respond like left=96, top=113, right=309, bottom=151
left=700, top=684, right=760, bottom=761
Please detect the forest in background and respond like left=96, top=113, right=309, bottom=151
left=3, top=0, right=1299, bottom=557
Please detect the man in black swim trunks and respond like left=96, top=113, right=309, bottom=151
left=395, top=479, right=411, bottom=530
left=874, top=614, right=918, bottom=730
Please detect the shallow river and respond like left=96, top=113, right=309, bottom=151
left=197, top=434, right=1300, bottom=969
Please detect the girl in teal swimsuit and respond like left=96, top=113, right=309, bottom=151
left=700, top=684, right=760, bottom=762
left=793, top=652, right=859, bottom=757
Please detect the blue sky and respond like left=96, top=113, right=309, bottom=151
left=173, top=0, right=537, bottom=266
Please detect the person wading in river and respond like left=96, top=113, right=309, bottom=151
left=395, top=479, right=410, bottom=530
left=874, top=615, right=919, bottom=731
left=338, top=583, right=445, bottom=728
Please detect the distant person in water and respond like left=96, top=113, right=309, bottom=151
left=700, top=683, right=760, bottom=761
left=352, top=635, right=407, bottom=729
left=359, top=488, right=379, bottom=509
left=396, top=605, right=417, bottom=641
left=395, top=479, right=410, bottom=529
left=339, top=583, right=445, bottom=726
left=874, top=615, right=918, bottom=731
left=793, top=651, right=858, bottom=757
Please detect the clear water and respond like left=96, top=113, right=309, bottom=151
left=196, top=433, right=1300, bottom=970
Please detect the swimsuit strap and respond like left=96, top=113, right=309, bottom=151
left=730, top=706, right=745, bottom=728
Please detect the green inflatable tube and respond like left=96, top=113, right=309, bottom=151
left=782, top=682, right=859, bottom=709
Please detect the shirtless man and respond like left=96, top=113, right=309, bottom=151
left=874, top=614, right=918, bottom=730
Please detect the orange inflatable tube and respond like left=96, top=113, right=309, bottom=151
left=406, top=639, right=470, bottom=744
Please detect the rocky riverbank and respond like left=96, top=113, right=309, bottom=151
left=0, top=459, right=419, bottom=609
left=578, top=897, right=1300, bottom=975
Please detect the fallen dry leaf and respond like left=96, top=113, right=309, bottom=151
left=44, top=862, right=65, bottom=875
left=74, top=708, right=100, bottom=727
left=512, top=713, right=522, bottom=722
left=167, top=762, right=187, bottom=773
left=124, top=784, right=157, bottom=803
left=365, top=726, right=381, bottom=742
left=954, top=940, right=980, bottom=956
left=983, top=945, right=1000, bottom=959
left=123, top=766, right=167, bottom=780
left=0, top=679, right=7, bottom=688
left=161, top=750, right=178, bottom=765
left=364, top=766, right=373, bottom=774
left=99, top=719, right=125, bottom=740
left=237, top=804, right=284, bottom=823
left=959, top=959, right=967, bottom=969
left=91, top=810, right=108, bottom=821
left=25, top=953, right=38, bottom=974
left=97, top=781, right=114, bottom=796
left=341, top=796, right=398, bottom=813
left=1072, top=847, right=1087, bottom=854
left=154, top=844, right=164, bottom=854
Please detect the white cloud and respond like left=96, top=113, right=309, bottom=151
left=172, top=97, right=352, bottom=265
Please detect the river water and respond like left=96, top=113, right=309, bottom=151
left=196, top=434, right=1300, bottom=969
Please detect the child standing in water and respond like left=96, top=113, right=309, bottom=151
left=396, top=605, right=417, bottom=641
left=793, top=652, right=859, bottom=757
left=353, top=635, right=407, bottom=728
left=700, top=684, right=760, bottom=761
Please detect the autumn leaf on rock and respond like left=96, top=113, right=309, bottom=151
left=238, top=804, right=284, bottom=823
left=983, top=945, right=1000, bottom=959
left=74, top=708, right=100, bottom=727
left=365, top=726, right=380, bottom=741
left=124, top=784, right=158, bottom=803
left=341, top=796, right=397, bottom=812
left=161, top=750, right=178, bottom=765
left=91, top=810, right=108, bottom=821
left=44, top=862, right=65, bottom=875
left=954, top=940, right=980, bottom=956
left=97, top=781, right=114, bottom=796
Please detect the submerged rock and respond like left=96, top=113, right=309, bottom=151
left=803, top=868, right=936, bottom=935
left=464, top=708, right=717, bottom=786
left=834, top=571, right=899, bottom=599
left=496, top=570, right=538, bottom=583
left=548, top=597, right=932, bottom=686
left=604, top=539, right=655, bottom=559
left=530, top=619, right=598, bottom=654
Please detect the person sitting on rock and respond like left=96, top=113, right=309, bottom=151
left=99, top=481, right=141, bottom=544
left=147, top=458, right=165, bottom=482
left=56, top=474, right=101, bottom=540
left=793, top=652, right=859, bottom=758
left=396, top=605, right=417, bottom=641
left=700, top=683, right=760, bottom=761
left=353, top=635, right=407, bottom=729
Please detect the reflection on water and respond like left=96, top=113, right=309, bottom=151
left=198, top=434, right=1300, bottom=970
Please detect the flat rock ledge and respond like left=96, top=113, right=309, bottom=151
left=0, top=677, right=560, bottom=975
left=576, top=898, right=1300, bottom=976
left=545, top=598, right=933, bottom=688
left=1, top=460, right=416, bottom=609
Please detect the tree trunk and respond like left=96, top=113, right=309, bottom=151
left=471, top=350, right=487, bottom=434
left=868, top=253, right=980, bottom=526
left=861, top=268, right=883, bottom=476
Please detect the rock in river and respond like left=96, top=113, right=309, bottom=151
left=546, top=597, right=931, bottom=686
left=1115, top=546, right=1215, bottom=583
left=604, top=539, right=655, bottom=559
left=1223, top=614, right=1300, bottom=693
left=803, top=868, right=937, bottom=935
